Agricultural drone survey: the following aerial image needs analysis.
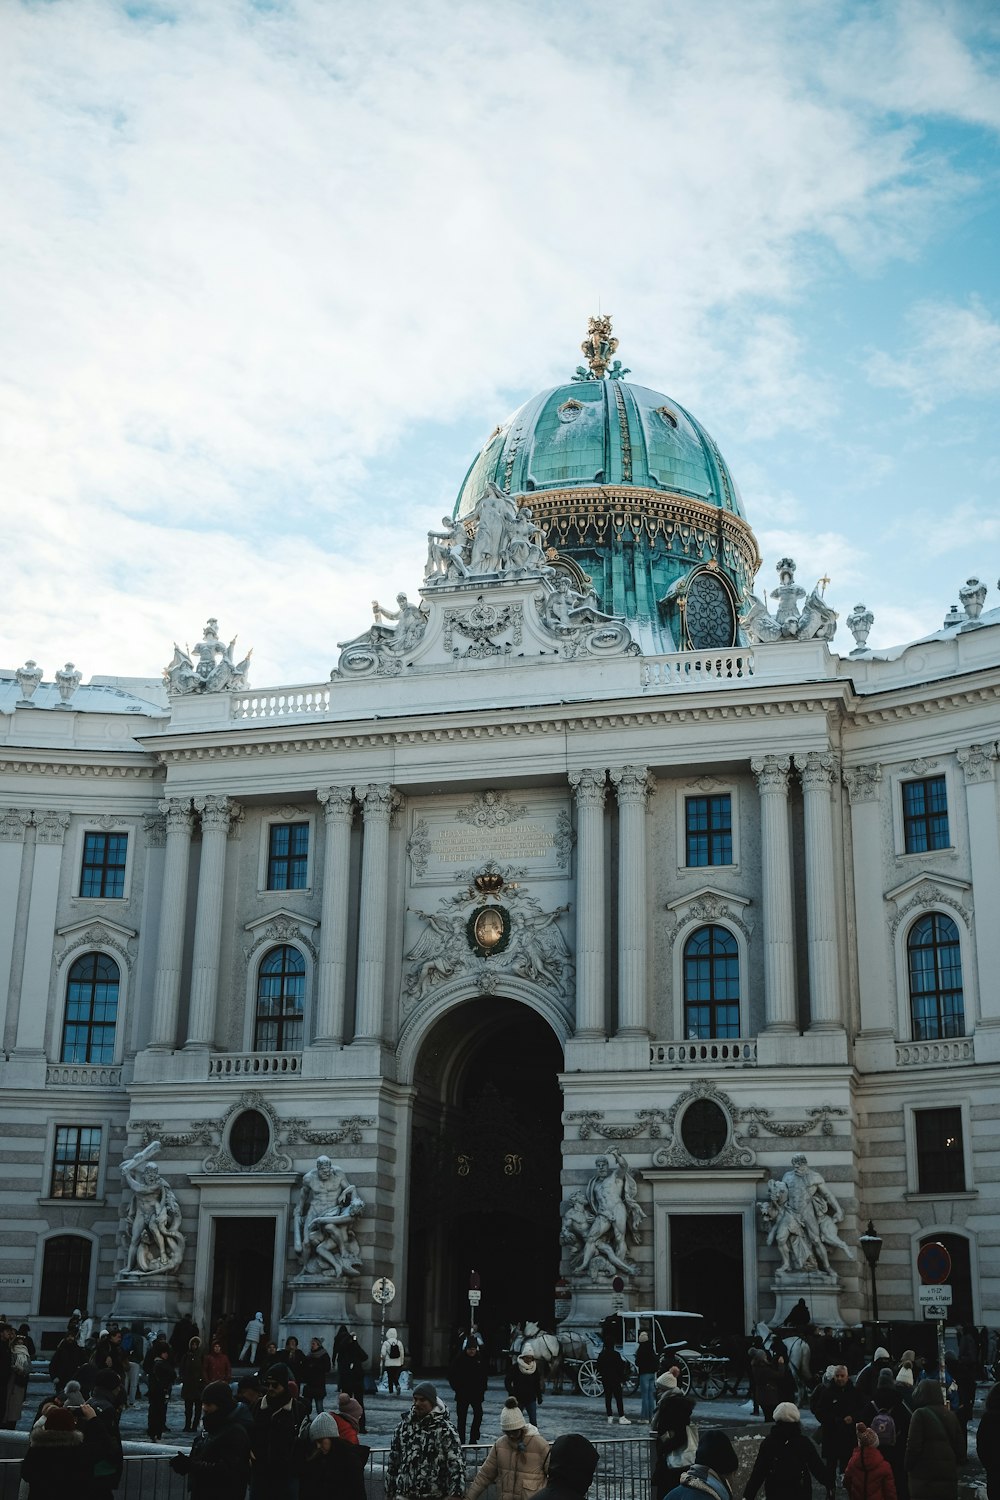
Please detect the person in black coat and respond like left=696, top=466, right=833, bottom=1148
left=596, top=1341, right=630, bottom=1425
left=251, top=1362, right=309, bottom=1500
left=650, top=1371, right=696, bottom=1500
left=170, top=1379, right=251, bottom=1500
left=744, top=1402, right=827, bottom=1500
left=332, top=1327, right=369, bottom=1432
left=812, top=1364, right=860, bottom=1492
left=301, top=1338, right=332, bottom=1416
left=449, top=1338, right=489, bottom=1444
left=20, top=1405, right=91, bottom=1498
left=533, top=1433, right=599, bottom=1500
left=976, top=1382, right=1000, bottom=1500
left=146, top=1345, right=174, bottom=1442
left=292, top=1411, right=369, bottom=1500
left=49, top=1336, right=83, bottom=1394
left=505, top=1354, right=542, bottom=1426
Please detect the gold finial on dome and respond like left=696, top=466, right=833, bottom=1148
left=573, top=315, right=631, bottom=382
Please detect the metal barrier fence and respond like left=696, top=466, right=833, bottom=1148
left=1, top=1435, right=652, bottom=1500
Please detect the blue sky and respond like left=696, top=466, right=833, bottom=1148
left=1, top=0, right=998, bottom=685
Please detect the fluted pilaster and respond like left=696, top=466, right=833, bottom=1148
left=149, top=799, right=195, bottom=1049
left=751, top=755, right=796, bottom=1032
left=798, top=752, right=843, bottom=1031
left=610, top=765, right=652, bottom=1037
left=570, top=769, right=607, bottom=1037
left=185, top=795, right=238, bottom=1048
left=354, top=784, right=397, bottom=1042
left=958, top=743, right=1000, bottom=1027
left=315, top=787, right=355, bottom=1045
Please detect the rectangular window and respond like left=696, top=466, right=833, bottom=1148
left=266, top=822, right=309, bottom=891
left=51, top=1126, right=101, bottom=1198
left=685, top=795, right=733, bottom=867
left=79, top=831, right=128, bottom=898
left=902, top=776, right=949, bottom=854
left=915, top=1108, right=965, bottom=1193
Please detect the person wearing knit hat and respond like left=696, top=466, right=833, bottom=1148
left=744, top=1399, right=826, bottom=1500
left=62, top=1379, right=87, bottom=1409
left=650, top=1368, right=695, bottom=1500
left=860, top=1361, right=910, bottom=1497
left=292, top=1407, right=369, bottom=1500
left=20, top=1404, right=91, bottom=1495
left=662, top=1428, right=739, bottom=1500
left=169, top=1377, right=250, bottom=1500
left=854, top=1347, right=893, bottom=1403
left=844, top=1423, right=897, bottom=1500
left=466, top=1398, right=550, bottom=1500
left=386, top=1379, right=464, bottom=1500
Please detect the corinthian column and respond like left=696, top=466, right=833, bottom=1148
left=149, top=799, right=195, bottom=1049
left=315, top=787, right=355, bottom=1045
left=798, top=752, right=844, bottom=1031
left=354, top=784, right=397, bottom=1042
left=610, top=765, right=652, bottom=1037
left=569, top=769, right=607, bottom=1037
left=185, top=795, right=238, bottom=1049
left=751, top=756, right=796, bottom=1032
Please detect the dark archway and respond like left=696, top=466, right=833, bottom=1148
left=407, top=998, right=564, bottom=1368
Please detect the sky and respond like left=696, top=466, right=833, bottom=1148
left=2, top=0, right=999, bottom=688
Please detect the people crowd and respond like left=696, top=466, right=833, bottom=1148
left=4, top=1304, right=1000, bottom=1500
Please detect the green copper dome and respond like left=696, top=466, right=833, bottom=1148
left=456, top=378, right=746, bottom=519
left=453, top=321, right=761, bottom=652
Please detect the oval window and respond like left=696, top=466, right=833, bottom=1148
left=686, top=573, right=735, bottom=650
left=679, top=1099, right=729, bottom=1162
left=230, top=1109, right=270, bottom=1167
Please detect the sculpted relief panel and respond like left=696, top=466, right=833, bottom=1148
left=406, top=789, right=574, bottom=886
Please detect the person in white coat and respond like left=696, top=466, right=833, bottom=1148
left=381, top=1327, right=405, bottom=1394
left=240, top=1313, right=265, bottom=1364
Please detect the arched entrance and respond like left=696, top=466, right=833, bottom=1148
left=407, top=997, right=564, bottom=1368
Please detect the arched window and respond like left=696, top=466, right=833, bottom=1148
left=254, top=945, right=305, bottom=1051
left=908, top=913, right=964, bottom=1040
left=683, top=925, right=740, bottom=1039
left=39, top=1234, right=92, bottom=1316
left=61, top=953, right=120, bottom=1063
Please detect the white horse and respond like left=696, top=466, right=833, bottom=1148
left=509, top=1321, right=564, bottom=1392
left=756, top=1322, right=813, bottom=1405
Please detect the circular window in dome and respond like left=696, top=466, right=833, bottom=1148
left=686, top=572, right=736, bottom=650
left=679, top=1099, right=729, bottom=1162
left=229, top=1109, right=271, bottom=1167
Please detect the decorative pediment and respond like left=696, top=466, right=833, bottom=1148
left=885, top=872, right=972, bottom=938
left=55, top=917, right=139, bottom=970
left=244, top=909, right=319, bottom=961
left=884, top=871, right=971, bottom=904
left=666, top=886, right=753, bottom=941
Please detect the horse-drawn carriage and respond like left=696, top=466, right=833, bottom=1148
left=513, top=1310, right=730, bottom=1399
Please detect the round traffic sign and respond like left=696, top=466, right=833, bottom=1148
left=371, top=1276, right=396, bottom=1305
left=916, top=1241, right=952, bottom=1285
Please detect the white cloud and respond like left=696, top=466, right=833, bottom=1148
left=866, top=297, right=1000, bottom=411
left=0, top=0, right=997, bottom=682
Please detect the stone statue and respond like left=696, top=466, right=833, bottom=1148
left=960, top=577, right=987, bottom=625
left=741, top=559, right=839, bottom=645
left=120, top=1141, right=185, bottom=1275
left=759, top=1153, right=854, bottom=1277
left=336, top=594, right=429, bottom=676
left=425, top=516, right=471, bottom=582
left=55, top=662, right=82, bottom=704
left=540, top=573, right=615, bottom=634
left=468, top=482, right=517, bottom=574
left=404, top=883, right=574, bottom=1001
left=563, top=1147, right=645, bottom=1279
left=371, top=594, right=429, bottom=654
left=293, top=1156, right=365, bottom=1277
left=15, top=660, right=43, bottom=704
left=164, top=618, right=252, bottom=695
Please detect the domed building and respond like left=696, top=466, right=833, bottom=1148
left=0, top=319, right=998, bottom=1377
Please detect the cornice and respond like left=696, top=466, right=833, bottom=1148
left=0, top=754, right=162, bottom=779
left=851, top=676, right=1000, bottom=725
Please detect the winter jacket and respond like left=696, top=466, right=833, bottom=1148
left=596, top=1347, right=628, bottom=1389
left=532, top=1434, right=599, bottom=1500
left=466, top=1427, right=550, bottom=1500
left=976, top=1387, right=1000, bottom=1485
left=49, top=1339, right=83, bottom=1388
left=845, top=1444, right=898, bottom=1500
left=651, top=1390, right=696, bottom=1453
left=450, top=1349, right=489, bottom=1400
left=180, top=1344, right=206, bottom=1398
left=505, top=1363, right=542, bottom=1408
left=21, top=1424, right=91, bottom=1499
left=184, top=1410, right=251, bottom=1500
left=905, top=1381, right=964, bottom=1500
left=79, top=1408, right=124, bottom=1499
left=250, top=1391, right=309, bottom=1494
left=301, top=1349, right=332, bottom=1397
left=813, top=1378, right=861, bottom=1461
left=382, top=1330, right=406, bottom=1368
left=744, top=1421, right=827, bottom=1500
left=292, top=1434, right=369, bottom=1500
left=386, top=1402, right=465, bottom=1500
left=663, top=1467, right=732, bottom=1500
left=203, top=1349, right=232, bottom=1383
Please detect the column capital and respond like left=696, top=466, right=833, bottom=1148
left=842, top=764, right=882, bottom=804
left=609, top=765, right=653, bottom=806
left=0, top=808, right=33, bottom=843
left=797, top=751, right=839, bottom=790
left=751, top=755, right=791, bottom=795
left=35, top=811, right=71, bottom=845
left=317, top=786, right=355, bottom=821
left=569, top=769, right=607, bottom=808
left=359, top=783, right=399, bottom=821
left=159, top=797, right=195, bottom=834
left=957, top=743, right=998, bottom=785
left=194, top=794, right=239, bottom=833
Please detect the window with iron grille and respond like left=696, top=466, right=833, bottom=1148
left=683, top=924, right=740, bottom=1038
left=61, top=953, right=120, bottom=1063
left=907, top=912, right=964, bottom=1040
left=266, top=823, right=309, bottom=891
left=51, top=1126, right=101, bottom=1198
left=685, top=794, right=732, bottom=867
left=79, top=831, right=128, bottom=898
left=254, top=945, right=305, bottom=1050
left=915, top=1108, right=965, bottom=1193
left=902, top=776, right=949, bottom=853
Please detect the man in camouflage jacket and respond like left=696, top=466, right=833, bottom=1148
left=386, top=1382, right=465, bottom=1500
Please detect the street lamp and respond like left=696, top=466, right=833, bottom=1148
left=859, top=1219, right=883, bottom=1330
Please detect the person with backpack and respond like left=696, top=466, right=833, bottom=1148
left=862, top=1369, right=910, bottom=1500
left=744, top=1401, right=827, bottom=1500
left=904, top=1379, right=964, bottom=1500
left=845, top=1424, right=897, bottom=1500
left=381, top=1327, right=406, bottom=1394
